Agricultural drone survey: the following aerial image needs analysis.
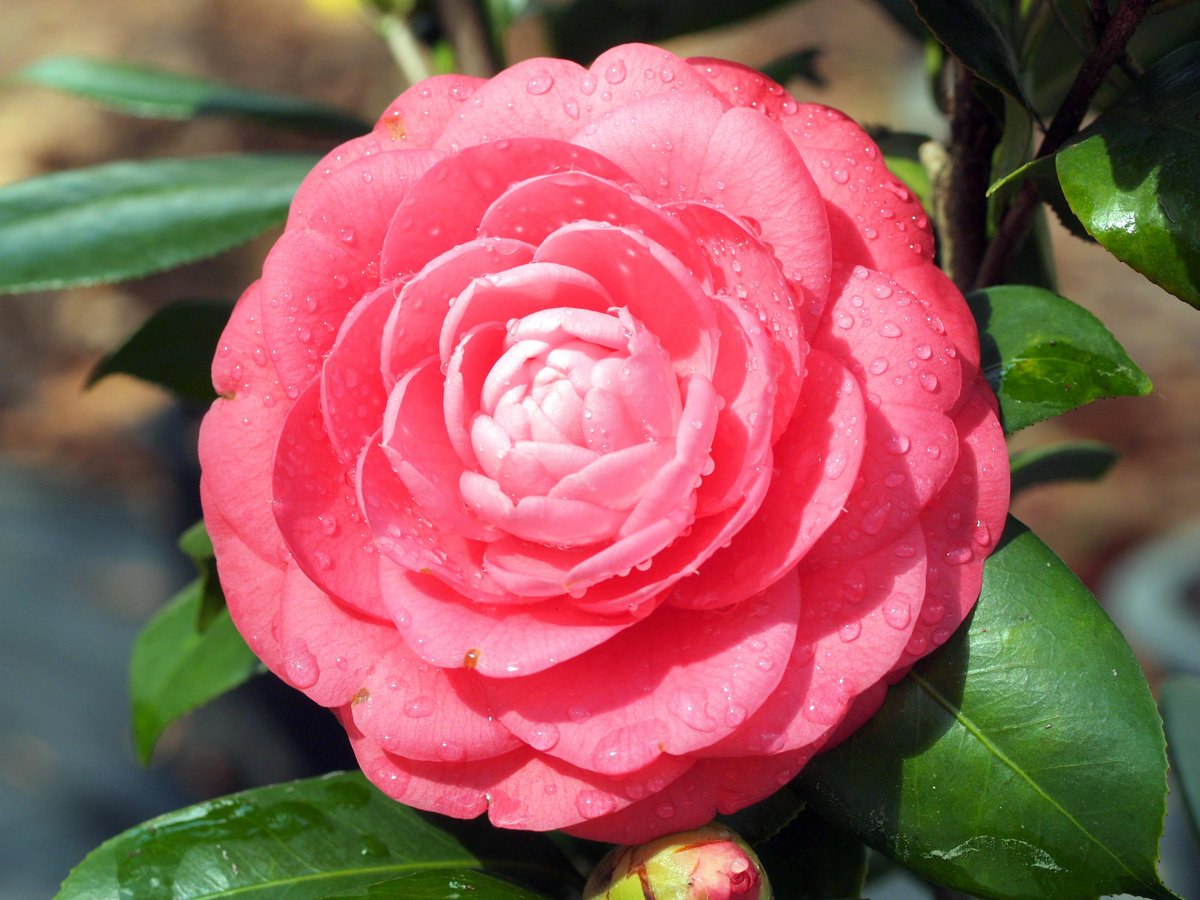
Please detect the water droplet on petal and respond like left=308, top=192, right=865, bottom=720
left=404, top=696, right=434, bottom=718
left=839, top=620, right=861, bottom=642
left=878, top=322, right=903, bottom=338
left=576, top=790, right=617, bottom=819
left=285, top=643, right=319, bottom=689
left=526, top=71, right=554, bottom=95
left=886, top=433, right=910, bottom=455
left=943, top=543, right=974, bottom=565
left=884, top=599, right=911, bottom=629
left=604, top=60, right=627, bottom=84
left=528, top=723, right=560, bottom=751
left=669, top=689, right=717, bottom=732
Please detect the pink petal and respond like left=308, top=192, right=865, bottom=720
left=381, top=359, right=494, bottom=542
left=272, top=381, right=387, bottom=619
left=372, top=74, right=487, bottom=147
left=696, top=292, right=779, bottom=516
left=349, top=646, right=521, bottom=762
left=534, top=224, right=717, bottom=377
left=375, top=555, right=644, bottom=676
left=382, top=238, right=536, bottom=388
left=199, top=283, right=290, bottom=563
left=343, top=716, right=694, bottom=833
left=891, top=259, right=982, bottom=383
left=200, top=486, right=285, bottom=674
left=549, top=441, right=672, bottom=510
left=483, top=572, right=799, bottom=777
left=433, top=44, right=719, bottom=150
left=576, top=99, right=832, bottom=311
left=782, top=103, right=935, bottom=274
left=695, top=525, right=926, bottom=757
left=895, top=384, right=1009, bottom=670
left=478, top=171, right=709, bottom=277
left=259, top=227, right=379, bottom=393
left=669, top=350, right=865, bottom=610
left=444, top=324, right=506, bottom=467
left=563, top=746, right=819, bottom=844
left=320, top=284, right=394, bottom=464
left=359, top=439, right=508, bottom=603
left=439, top=263, right=615, bottom=365
left=674, top=202, right=809, bottom=426
left=686, top=56, right=799, bottom=122
left=379, top=139, right=631, bottom=281
left=275, top=562, right=398, bottom=706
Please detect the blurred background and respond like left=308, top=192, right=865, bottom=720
left=2, top=0, right=1198, bottom=896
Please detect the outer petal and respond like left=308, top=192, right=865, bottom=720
left=575, top=97, right=832, bottom=310
left=200, top=283, right=289, bottom=563
left=433, top=44, right=721, bottom=150
left=669, top=349, right=865, bottom=609
left=376, top=555, right=644, bottom=677
left=349, top=645, right=522, bottom=762
left=272, top=381, right=387, bottom=619
left=563, top=746, right=820, bottom=845
left=373, top=73, right=487, bottom=146
left=484, top=572, right=799, bottom=776
left=343, top=717, right=694, bottom=833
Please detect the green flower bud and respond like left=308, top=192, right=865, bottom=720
left=584, top=823, right=771, bottom=900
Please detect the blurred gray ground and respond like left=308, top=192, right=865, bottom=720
left=2, top=0, right=1200, bottom=897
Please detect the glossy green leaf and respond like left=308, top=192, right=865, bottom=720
left=1010, top=440, right=1118, bottom=495
left=799, top=518, right=1176, bottom=900
left=911, top=0, right=1034, bottom=111
left=58, top=772, right=578, bottom=899
left=1056, top=42, right=1200, bottom=307
left=753, top=807, right=868, bottom=900
left=89, top=299, right=231, bottom=403
left=0, top=153, right=318, bottom=295
left=16, top=56, right=368, bottom=137
left=1161, top=675, right=1200, bottom=841
left=968, top=284, right=1152, bottom=432
left=323, top=870, right=549, bottom=898
left=129, top=577, right=261, bottom=765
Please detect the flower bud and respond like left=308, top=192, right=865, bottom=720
left=584, top=823, right=771, bottom=900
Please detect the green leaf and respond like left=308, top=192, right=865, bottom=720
left=753, top=807, right=868, bottom=899
left=968, top=284, right=1152, bottom=432
left=0, top=153, right=318, bottom=295
left=1055, top=42, right=1200, bottom=307
left=129, top=577, right=262, bottom=765
left=1161, top=675, right=1200, bottom=842
left=15, top=56, right=369, bottom=138
left=323, top=870, right=549, bottom=898
left=88, top=299, right=231, bottom=403
left=58, top=772, right=578, bottom=899
left=177, top=518, right=215, bottom=563
left=1009, top=440, right=1118, bottom=495
left=910, top=0, right=1035, bottom=111
left=799, top=518, right=1176, bottom=900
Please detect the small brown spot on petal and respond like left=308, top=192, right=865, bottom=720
left=351, top=688, right=369, bottom=705
left=463, top=648, right=481, bottom=669
left=384, top=114, right=406, bottom=141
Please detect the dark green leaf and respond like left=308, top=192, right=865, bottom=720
left=16, top=56, right=368, bottom=138
left=177, top=518, right=215, bottom=563
left=323, top=870, right=549, bottom=898
left=800, top=518, right=1176, bottom=900
left=58, top=772, right=578, bottom=899
left=1010, top=440, right=1118, bottom=495
left=0, top=153, right=318, bottom=295
left=129, top=578, right=261, bottom=765
left=753, top=806, right=868, bottom=899
left=1161, top=675, right=1200, bottom=842
left=1056, top=42, right=1200, bottom=307
left=547, top=0, right=798, bottom=62
left=88, top=299, right=231, bottom=403
left=910, top=0, right=1034, bottom=111
left=968, top=284, right=1152, bottom=432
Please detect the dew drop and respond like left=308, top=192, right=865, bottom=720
left=319, top=514, right=338, bottom=536
left=576, top=790, right=617, bottom=819
left=884, top=599, right=911, bottom=629
left=878, top=322, right=903, bottom=338
left=604, top=60, right=627, bottom=84
left=569, top=704, right=591, bottom=723
left=914, top=343, right=933, bottom=360
left=831, top=168, right=850, bottom=184
left=562, top=98, right=580, bottom=120
left=839, top=620, right=862, bottom=642
left=973, top=520, right=993, bottom=546
left=526, top=71, right=554, bottom=95
left=871, top=283, right=893, bottom=299
left=669, top=689, right=717, bottom=732
left=436, top=741, right=467, bottom=762
left=404, top=696, right=434, bottom=718
left=528, top=723, right=560, bottom=751
left=580, top=73, right=597, bottom=95
left=920, top=372, right=939, bottom=392
left=285, top=643, right=319, bottom=689
left=943, top=543, right=974, bottom=566
left=654, top=800, right=676, bottom=819
left=869, top=357, right=889, bottom=375
left=886, top=433, right=910, bottom=455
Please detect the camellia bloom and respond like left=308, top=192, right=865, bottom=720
left=200, top=43, right=1009, bottom=843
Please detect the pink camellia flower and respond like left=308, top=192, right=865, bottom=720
left=199, top=43, right=1009, bottom=843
